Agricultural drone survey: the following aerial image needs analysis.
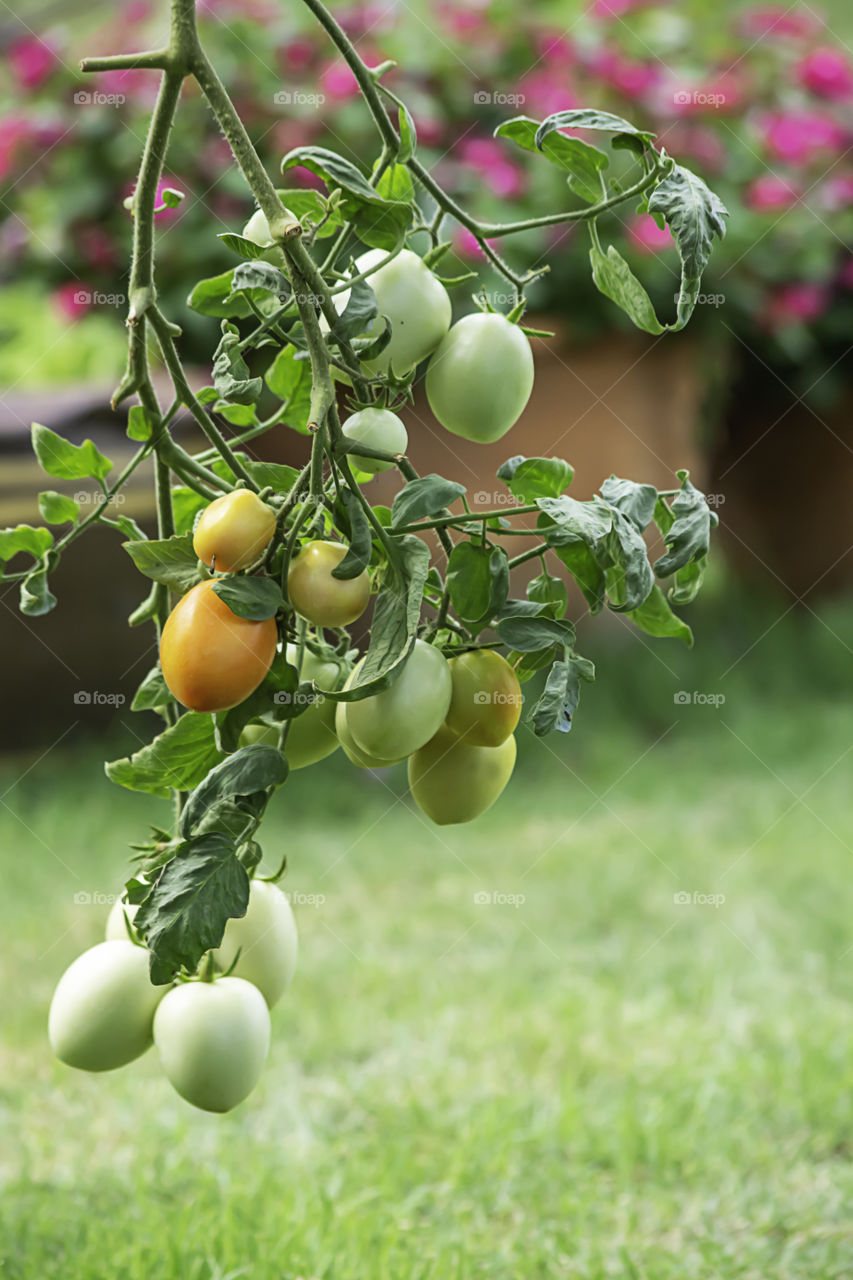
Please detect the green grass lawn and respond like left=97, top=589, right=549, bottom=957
left=2, top=678, right=853, bottom=1278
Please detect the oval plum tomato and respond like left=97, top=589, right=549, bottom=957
left=193, top=489, right=276, bottom=572
left=425, top=313, right=534, bottom=442
left=345, top=639, right=452, bottom=762
left=408, top=727, right=517, bottom=825
left=239, top=645, right=344, bottom=769
left=334, top=698, right=405, bottom=769
left=153, top=976, right=270, bottom=1113
left=48, top=940, right=165, bottom=1072
left=214, top=878, right=298, bottom=1008
left=341, top=407, right=408, bottom=474
left=354, top=248, right=451, bottom=375
left=445, top=649, right=522, bottom=746
left=287, top=540, right=370, bottom=628
left=160, top=580, right=277, bottom=712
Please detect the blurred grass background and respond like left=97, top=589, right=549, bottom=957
left=2, top=597, right=853, bottom=1278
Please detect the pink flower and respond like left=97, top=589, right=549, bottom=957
left=78, top=226, right=118, bottom=271
left=658, top=123, right=727, bottom=172
left=410, top=113, right=444, bottom=148
left=739, top=6, right=822, bottom=39
left=278, top=38, right=315, bottom=73
left=535, top=30, right=576, bottom=65
left=796, top=48, right=853, bottom=101
left=627, top=214, right=674, bottom=254
left=438, top=1, right=487, bottom=36
left=319, top=60, right=360, bottom=101
left=746, top=174, right=801, bottom=211
left=763, top=282, right=829, bottom=328
left=124, top=1, right=153, bottom=21
left=518, top=69, right=576, bottom=119
left=588, top=48, right=660, bottom=98
left=0, top=115, right=30, bottom=180
left=762, top=110, right=847, bottom=164
left=8, top=36, right=58, bottom=90
left=453, top=227, right=495, bottom=259
left=457, top=137, right=525, bottom=200
left=53, top=282, right=94, bottom=322
left=819, top=174, right=853, bottom=212
left=96, top=67, right=159, bottom=107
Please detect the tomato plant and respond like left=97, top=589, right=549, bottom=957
left=8, top=0, right=729, bottom=1109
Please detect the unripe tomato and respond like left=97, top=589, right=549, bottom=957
left=287, top=540, right=370, bottom=628
left=153, top=976, right=270, bottom=1113
left=425, top=313, right=534, bottom=442
left=48, top=940, right=165, bottom=1072
left=214, top=879, right=298, bottom=1008
left=239, top=645, right=344, bottom=769
left=160, top=580, right=278, bottom=712
left=355, top=248, right=451, bottom=375
left=334, top=698, right=404, bottom=768
left=445, top=649, right=522, bottom=747
left=341, top=407, right=408, bottom=474
left=346, top=639, right=452, bottom=762
left=242, top=205, right=298, bottom=266
left=408, top=727, right=517, bottom=825
left=193, top=489, right=276, bottom=572
left=106, top=896, right=139, bottom=941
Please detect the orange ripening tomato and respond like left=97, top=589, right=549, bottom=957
left=193, top=489, right=276, bottom=573
left=160, top=580, right=277, bottom=712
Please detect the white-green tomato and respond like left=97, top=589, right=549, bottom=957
left=345, top=639, right=452, bottom=762
left=153, top=976, right=271, bottom=1113
left=48, top=940, right=165, bottom=1072
left=242, top=205, right=298, bottom=267
left=425, top=312, right=534, bottom=442
left=341, top=407, right=408, bottom=474
left=105, top=896, right=139, bottom=941
left=239, top=645, right=345, bottom=770
left=214, top=878, right=298, bottom=1008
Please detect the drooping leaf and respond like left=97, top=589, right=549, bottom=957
left=19, top=567, right=56, bottom=616
left=589, top=240, right=665, bottom=335
left=123, top=533, right=204, bottom=595
left=495, top=117, right=608, bottom=204
left=528, top=652, right=595, bottom=736
left=231, top=259, right=291, bottom=299
left=134, top=832, right=249, bottom=984
left=654, top=472, right=716, bottom=579
left=391, top=475, right=466, bottom=526
left=527, top=571, right=567, bottom=619
left=648, top=163, right=728, bottom=328
left=599, top=475, right=658, bottom=532
left=106, top=713, right=223, bottom=798
left=626, top=584, right=693, bottom=646
left=211, top=576, right=283, bottom=620
left=264, top=345, right=313, bottom=431
left=332, top=488, right=373, bottom=579
left=0, top=524, right=54, bottom=566
left=446, top=543, right=508, bottom=624
left=497, top=455, right=574, bottom=503
left=31, top=423, right=112, bottom=483
left=180, top=743, right=288, bottom=838
left=281, top=146, right=412, bottom=251
left=536, top=495, right=613, bottom=545
left=496, top=614, right=576, bottom=652
left=326, top=276, right=378, bottom=344
left=188, top=270, right=278, bottom=319
left=212, top=322, right=263, bottom=405
left=598, top=508, right=655, bottom=612
left=131, top=666, right=174, bottom=712
left=535, top=109, right=655, bottom=151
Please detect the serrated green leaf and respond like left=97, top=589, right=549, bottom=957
left=106, top=713, right=223, bottom=798
left=391, top=475, right=466, bottom=526
left=648, top=163, right=728, bottom=328
left=0, top=524, right=54, bottom=564
left=212, top=576, right=283, bottom=621
left=627, top=583, right=693, bottom=645
left=599, top=475, right=657, bottom=532
left=654, top=473, right=715, bottom=578
left=180, top=743, right=288, bottom=838
left=589, top=240, right=665, bottom=335
left=212, top=322, right=263, bottom=405
left=37, top=491, right=79, bottom=525
left=31, top=423, right=112, bottom=483
left=124, top=533, right=204, bottom=595
left=495, top=117, right=607, bottom=204
left=497, top=455, right=574, bottom=502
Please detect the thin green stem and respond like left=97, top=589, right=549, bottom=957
left=508, top=543, right=550, bottom=570
left=392, top=504, right=540, bottom=534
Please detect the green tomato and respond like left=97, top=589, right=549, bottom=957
left=105, top=896, right=139, bottom=941
left=334, top=698, right=405, bottom=768
left=153, top=976, right=270, bottom=1113
left=239, top=646, right=345, bottom=770
left=341, top=407, right=408, bottom=474
left=408, top=727, right=517, bottom=825
left=242, top=205, right=298, bottom=267
left=287, top=540, right=370, bottom=628
left=425, top=313, right=534, bottom=442
left=329, top=249, right=451, bottom=376
left=214, top=879, right=298, bottom=1008
left=48, top=940, right=165, bottom=1073
left=445, top=649, right=522, bottom=747
left=346, top=639, right=452, bottom=762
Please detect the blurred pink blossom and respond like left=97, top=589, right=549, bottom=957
left=838, top=258, right=853, bottom=288
left=123, top=178, right=184, bottom=221
left=8, top=36, right=58, bottom=90
left=591, top=0, right=658, bottom=17
left=746, top=174, right=801, bottom=211
left=0, top=115, right=30, bottom=180
left=739, top=6, right=822, bottom=39
left=796, top=48, right=853, bottom=101
left=659, top=123, right=727, bottom=172
left=278, top=38, right=315, bottom=73
left=518, top=69, right=576, bottom=119
left=457, top=137, right=525, bottom=199
left=627, top=214, right=674, bottom=254
left=124, top=1, right=154, bottom=21
left=53, top=282, right=94, bottom=322
left=96, top=67, right=159, bottom=106
left=535, top=30, right=576, bottom=65
left=588, top=48, right=660, bottom=97
left=763, top=282, right=829, bottom=328
left=819, top=174, right=853, bottom=212
left=453, top=227, right=496, bottom=259
left=761, top=111, right=847, bottom=164
left=319, top=60, right=360, bottom=101
left=410, top=113, right=444, bottom=148
left=78, top=226, right=118, bottom=271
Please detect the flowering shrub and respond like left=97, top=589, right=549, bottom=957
left=3, top=0, right=852, bottom=393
